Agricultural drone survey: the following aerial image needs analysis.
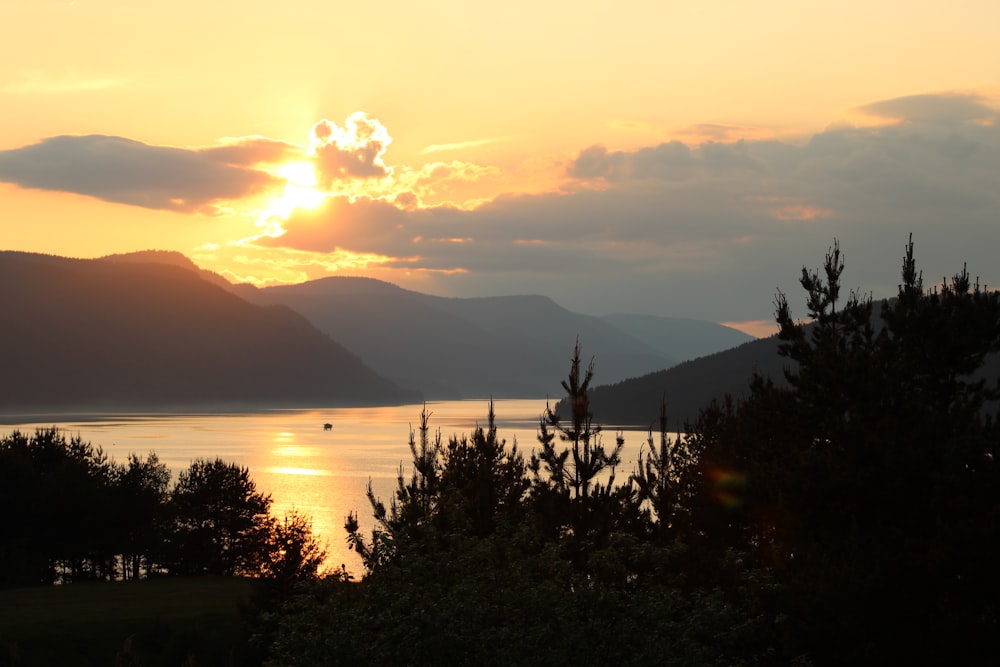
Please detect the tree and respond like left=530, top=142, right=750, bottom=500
left=346, top=403, right=529, bottom=571
left=436, top=400, right=529, bottom=538
left=0, top=428, right=121, bottom=585
left=259, top=510, right=328, bottom=586
left=166, top=458, right=272, bottom=576
left=629, top=397, right=702, bottom=545
left=269, top=389, right=774, bottom=666
left=686, top=238, right=1000, bottom=664
left=529, top=339, right=626, bottom=550
left=111, top=451, right=171, bottom=579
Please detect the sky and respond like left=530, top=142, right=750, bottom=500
left=1, top=1, right=998, bottom=337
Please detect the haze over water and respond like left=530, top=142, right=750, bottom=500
left=2, top=399, right=651, bottom=574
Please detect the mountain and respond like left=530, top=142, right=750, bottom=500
left=583, top=317, right=1000, bottom=430
left=578, top=335, right=790, bottom=430
left=600, top=313, right=754, bottom=362
left=60, top=251, right=763, bottom=402
left=247, top=278, right=676, bottom=399
left=99, top=249, right=236, bottom=291
left=0, top=252, right=418, bottom=413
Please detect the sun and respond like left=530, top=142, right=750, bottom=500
left=270, top=161, right=325, bottom=217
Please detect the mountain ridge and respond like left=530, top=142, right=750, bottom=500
left=0, top=251, right=419, bottom=413
left=10, top=249, right=758, bottom=406
left=248, top=279, right=676, bottom=399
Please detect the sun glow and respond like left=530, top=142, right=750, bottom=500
left=267, top=466, right=332, bottom=477
left=271, top=161, right=326, bottom=217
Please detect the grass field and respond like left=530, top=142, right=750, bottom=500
left=0, top=577, right=255, bottom=666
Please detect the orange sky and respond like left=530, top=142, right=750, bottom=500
left=2, top=0, right=999, bottom=336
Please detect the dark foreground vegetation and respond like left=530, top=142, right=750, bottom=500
left=0, top=430, right=325, bottom=664
left=0, top=577, right=252, bottom=666
left=3, top=237, right=999, bottom=665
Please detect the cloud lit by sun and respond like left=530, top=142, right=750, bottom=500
left=310, top=112, right=393, bottom=186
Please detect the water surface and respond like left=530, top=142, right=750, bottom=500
left=3, top=399, right=652, bottom=575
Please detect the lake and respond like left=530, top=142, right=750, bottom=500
left=1, top=399, right=653, bottom=575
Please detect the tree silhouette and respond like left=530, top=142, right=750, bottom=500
left=166, top=458, right=272, bottom=576
left=529, top=339, right=626, bottom=551
left=111, top=451, right=171, bottom=579
left=686, top=237, right=1000, bottom=664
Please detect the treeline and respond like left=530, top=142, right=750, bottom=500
left=259, top=238, right=1000, bottom=666
left=0, top=430, right=324, bottom=588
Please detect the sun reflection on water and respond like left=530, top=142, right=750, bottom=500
left=4, top=399, right=651, bottom=577
left=267, top=466, right=332, bottom=476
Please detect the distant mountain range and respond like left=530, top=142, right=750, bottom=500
left=579, top=335, right=790, bottom=430
left=582, top=312, right=1000, bottom=430
left=0, top=250, right=754, bottom=413
left=0, top=252, right=418, bottom=413
left=242, top=278, right=752, bottom=399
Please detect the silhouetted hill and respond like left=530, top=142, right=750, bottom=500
left=601, top=313, right=754, bottom=362
left=101, top=250, right=236, bottom=291
left=0, top=252, right=418, bottom=412
left=84, top=252, right=766, bottom=401
left=583, top=315, right=1000, bottom=429
left=247, top=278, right=674, bottom=399
left=580, top=335, right=790, bottom=430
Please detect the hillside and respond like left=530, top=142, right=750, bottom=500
left=581, top=335, right=789, bottom=429
left=601, top=313, right=753, bottom=361
left=59, top=251, right=762, bottom=402
left=247, top=277, right=674, bottom=399
left=584, top=315, right=1000, bottom=429
left=0, top=252, right=418, bottom=412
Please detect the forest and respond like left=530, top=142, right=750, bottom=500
left=3, top=238, right=999, bottom=666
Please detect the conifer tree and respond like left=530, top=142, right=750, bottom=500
left=687, top=237, right=1000, bottom=664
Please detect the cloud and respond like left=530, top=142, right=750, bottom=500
left=254, top=92, right=1000, bottom=322
left=0, top=115, right=500, bottom=218
left=567, top=141, right=759, bottom=181
left=401, top=161, right=504, bottom=207
left=856, top=93, right=999, bottom=125
left=310, top=112, right=393, bottom=186
left=0, top=135, right=283, bottom=213
left=200, top=136, right=303, bottom=167
left=673, top=123, right=778, bottom=144
left=4, top=94, right=998, bottom=324
left=421, top=136, right=508, bottom=154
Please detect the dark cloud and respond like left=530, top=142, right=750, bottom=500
left=266, top=92, right=1000, bottom=322
left=567, top=142, right=695, bottom=180
left=0, top=134, right=280, bottom=212
left=567, top=140, right=758, bottom=181
left=200, top=137, right=302, bottom=167
left=857, top=93, right=999, bottom=124
left=567, top=145, right=626, bottom=179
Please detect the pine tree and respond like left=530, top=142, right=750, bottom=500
left=687, top=237, right=1000, bottom=664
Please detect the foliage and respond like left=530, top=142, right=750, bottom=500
left=112, top=451, right=172, bottom=579
left=346, top=401, right=530, bottom=571
left=629, top=396, right=703, bottom=545
left=0, top=431, right=325, bottom=597
left=531, top=340, right=624, bottom=502
left=273, top=346, right=781, bottom=666
left=257, top=510, right=327, bottom=586
left=265, top=534, right=777, bottom=667
left=529, top=340, right=630, bottom=557
left=686, top=237, right=1000, bottom=664
left=0, top=576, right=253, bottom=667
left=0, top=428, right=140, bottom=585
left=166, top=458, right=273, bottom=577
